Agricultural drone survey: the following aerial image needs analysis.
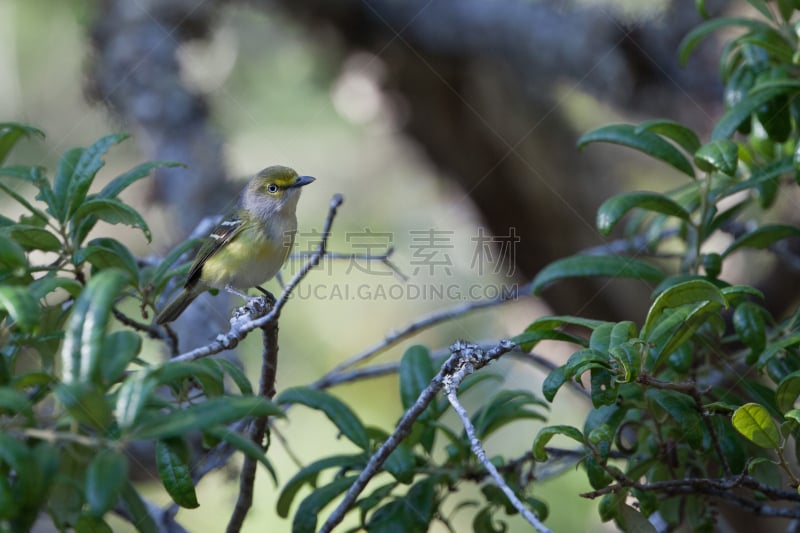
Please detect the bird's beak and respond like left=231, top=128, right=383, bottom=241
left=291, top=175, right=315, bottom=188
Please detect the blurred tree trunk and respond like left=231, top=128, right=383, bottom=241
left=87, top=0, right=800, bottom=323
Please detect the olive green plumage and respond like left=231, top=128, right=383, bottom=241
left=156, top=165, right=314, bottom=324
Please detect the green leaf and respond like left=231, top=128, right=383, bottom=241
left=512, top=329, right=587, bottom=352
left=722, top=224, right=800, bottom=258
left=29, top=274, right=83, bottom=299
left=0, top=234, right=29, bottom=276
left=119, top=481, right=158, bottom=533
left=86, top=450, right=128, bottom=517
left=156, top=438, right=198, bottom=509
left=0, top=387, right=33, bottom=421
left=205, top=425, right=278, bottom=485
left=0, top=123, right=44, bottom=164
left=276, top=387, right=370, bottom=450
left=0, top=181, right=48, bottom=229
left=277, top=454, right=367, bottom=518
left=618, top=503, right=658, bottom=533
left=532, top=425, right=584, bottom=461
left=52, top=147, right=84, bottom=222
left=596, top=192, right=690, bottom=235
left=756, top=332, right=800, bottom=369
left=472, top=389, right=548, bottom=440
left=292, top=475, right=358, bottom=533
left=578, top=124, right=695, bottom=177
left=5, top=225, right=61, bottom=252
left=776, top=371, right=800, bottom=414
left=542, top=365, right=569, bottom=403
left=101, top=330, right=142, bottom=385
left=712, top=87, right=787, bottom=140
left=75, top=515, right=113, bottom=533
left=679, top=17, right=779, bottom=65
left=399, top=345, right=434, bottom=411
left=74, top=238, right=140, bottom=280
left=642, top=279, right=726, bottom=338
left=532, top=255, right=664, bottom=294
left=55, top=382, right=113, bottom=430
left=367, top=478, right=436, bottom=532
left=733, top=302, right=767, bottom=362
left=694, top=139, right=738, bottom=175
left=634, top=120, right=701, bottom=154
left=116, top=371, right=157, bottom=430
left=99, top=161, right=183, bottom=199
left=383, top=443, right=416, bottom=484
left=0, top=285, right=39, bottom=332
left=148, top=237, right=201, bottom=292
left=732, top=402, right=781, bottom=449
left=201, top=358, right=253, bottom=395
left=131, top=396, right=283, bottom=439
left=60, top=269, right=129, bottom=384
left=72, top=198, right=151, bottom=242
left=473, top=507, right=508, bottom=533
left=65, top=133, right=129, bottom=218
left=646, top=389, right=703, bottom=449
left=647, top=300, right=723, bottom=371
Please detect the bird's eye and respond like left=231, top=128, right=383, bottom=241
left=267, top=183, right=279, bottom=194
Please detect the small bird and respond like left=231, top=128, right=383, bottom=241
left=156, top=165, right=315, bottom=324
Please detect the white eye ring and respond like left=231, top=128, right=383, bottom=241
left=267, top=183, right=279, bottom=193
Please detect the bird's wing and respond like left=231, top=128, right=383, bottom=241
left=185, top=213, right=244, bottom=287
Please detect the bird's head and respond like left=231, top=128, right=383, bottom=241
left=244, top=165, right=315, bottom=217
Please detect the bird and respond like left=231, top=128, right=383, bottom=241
left=155, top=165, right=314, bottom=324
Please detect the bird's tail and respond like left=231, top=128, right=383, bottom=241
left=156, top=285, right=203, bottom=324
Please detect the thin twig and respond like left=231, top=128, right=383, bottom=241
left=170, top=195, right=343, bottom=365
left=226, top=316, right=280, bottom=532
left=313, top=362, right=400, bottom=390
left=443, top=348, right=552, bottom=533
left=318, top=340, right=515, bottom=533
left=290, top=247, right=407, bottom=281
left=313, top=282, right=530, bottom=386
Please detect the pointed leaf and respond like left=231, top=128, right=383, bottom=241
left=635, top=120, right=701, bottom=154
left=65, top=133, right=129, bottom=218
left=0, top=285, right=39, bottom=332
left=116, top=371, right=157, bottom=430
left=578, top=124, right=694, bottom=177
left=532, top=425, right=584, bottom=461
left=694, top=139, right=738, bottom=175
left=732, top=402, right=781, bottom=449
left=722, top=224, right=800, bottom=258
left=532, top=255, right=664, bottom=294
left=74, top=238, right=140, bottom=280
left=52, top=147, right=84, bottom=221
left=156, top=438, right=198, bottom=509
left=71, top=198, right=151, bottom=241
left=131, top=396, right=283, bottom=439
left=86, top=450, right=128, bottom=517
left=277, top=454, right=366, bottom=518
left=642, top=279, right=726, bottom=338
left=276, top=387, right=369, bottom=450
left=679, top=17, right=779, bottom=65
left=399, top=345, right=434, bottom=411
left=119, top=482, right=158, bottom=533
left=60, top=269, right=129, bottom=384
left=99, top=161, right=184, bottom=199
left=293, top=475, right=358, bottom=533
left=712, top=87, right=786, bottom=140
left=0, top=123, right=44, bottom=164
left=776, top=371, right=800, bottom=414
left=597, top=191, right=690, bottom=235
left=6, top=225, right=61, bottom=252
left=205, top=425, right=278, bottom=485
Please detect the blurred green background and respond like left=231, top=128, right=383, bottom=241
left=1, top=0, right=737, bottom=530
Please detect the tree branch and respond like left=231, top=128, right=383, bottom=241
left=444, top=356, right=552, bottom=533
left=318, top=340, right=514, bottom=533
